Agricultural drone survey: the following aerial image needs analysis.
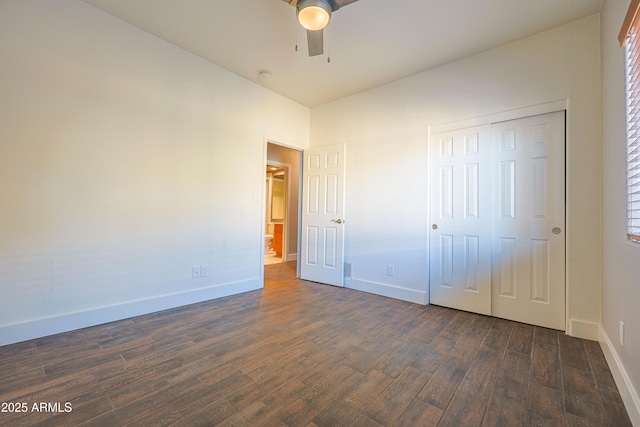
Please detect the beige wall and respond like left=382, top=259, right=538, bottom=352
left=0, top=0, right=309, bottom=345
left=600, top=0, right=640, bottom=422
left=311, top=15, right=602, bottom=336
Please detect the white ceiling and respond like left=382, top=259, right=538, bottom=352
left=80, top=0, right=602, bottom=108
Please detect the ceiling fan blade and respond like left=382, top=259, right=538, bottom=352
left=307, top=29, right=324, bottom=56
left=335, top=0, right=358, bottom=8
left=283, top=0, right=357, bottom=11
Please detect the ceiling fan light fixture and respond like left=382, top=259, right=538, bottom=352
left=297, top=0, right=332, bottom=31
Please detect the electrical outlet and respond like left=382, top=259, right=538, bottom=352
left=192, top=266, right=201, bottom=278
left=387, top=265, right=395, bottom=276
left=620, top=321, right=625, bottom=346
left=200, top=264, right=208, bottom=277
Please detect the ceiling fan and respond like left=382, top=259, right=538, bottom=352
left=282, top=0, right=358, bottom=57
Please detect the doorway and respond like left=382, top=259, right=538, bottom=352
left=265, top=164, right=286, bottom=265
left=265, top=142, right=302, bottom=269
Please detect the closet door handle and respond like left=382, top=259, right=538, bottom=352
left=332, top=219, right=344, bottom=224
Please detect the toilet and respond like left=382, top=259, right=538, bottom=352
left=264, top=234, right=275, bottom=255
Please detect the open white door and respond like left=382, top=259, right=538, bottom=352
left=429, top=125, right=493, bottom=315
left=300, top=144, right=346, bottom=287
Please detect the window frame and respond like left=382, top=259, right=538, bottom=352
left=620, top=0, right=640, bottom=243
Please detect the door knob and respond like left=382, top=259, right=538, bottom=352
left=432, top=224, right=438, bottom=230
left=332, top=219, right=344, bottom=224
left=552, top=227, right=561, bottom=234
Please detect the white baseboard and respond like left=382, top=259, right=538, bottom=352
left=285, top=253, right=297, bottom=262
left=599, top=325, right=640, bottom=426
left=569, top=319, right=600, bottom=340
left=345, top=277, right=427, bottom=305
left=0, top=278, right=262, bottom=347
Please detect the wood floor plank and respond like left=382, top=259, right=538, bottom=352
left=311, top=369, right=394, bottom=426
left=0, top=373, right=96, bottom=408
left=525, top=382, right=566, bottom=426
left=597, top=387, right=634, bottom=426
left=0, top=340, right=37, bottom=359
left=583, top=337, right=629, bottom=427
left=127, top=376, right=246, bottom=427
left=412, top=306, right=459, bottom=343
left=167, top=399, right=237, bottom=427
left=562, top=365, right=607, bottom=425
left=351, top=414, right=384, bottom=427
left=0, top=340, right=102, bottom=376
left=363, top=365, right=432, bottom=425
left=0, top=368, right=47, bottom=399
left=393, top=399, right=443, bottom=427
left=477, top=318, right=513, bottom=357
left=507, top=323, right=535, bottom=355
left=117, top=337, right=197, bottom=364
left=75, top=410, right=120, bottom=427
left=108, top=376, right=209, bottom=426
left=107, top=355, right=223, bottom=408
left=0, top=262, right=630, bottom=427
left=457, top=349, right=501, bottom=397
left=492, top=350, right=531, bottom=398
left=195, top=368, right=255, bottom=406
left=436, top=311, right=476, bottom=343
left=225, top=354, right=315, bottom=411
left=377, top=338, right=432, bottom=378
left=93, top=354, right=185, bottom=388
left=293, top=356, right=345, bottom=388
left=531, top=347, right=563, bottom=390
left=437, top=389, right=490, bottom=426
left=274, top=366, right=363, bottom=426
left=481, top=387, right=527, bottom=427
left=240, top=340, right=315, bottom=380
left=42, top=350, right=126, bottom=380
left=565, top=412, right=608, bottom=427
left=449, top=315, right=494, bottom=360
left=218, top=378, right=308, bottom=427
left=416, top=355, right=472, bottom=410
left=534, top=325, right=560, bottom=353
left=344, top=338, right=399, bottom=375
left=410, top=336, right=456, bottom=374
left=559, top=333, right=591, bottom=371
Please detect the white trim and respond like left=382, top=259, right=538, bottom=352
left=260, top=138, right=269, bottom=282
left=430, top=100, right=568, bottom=133
left=565, top=98, right=573, bottom=336
left=569, top=319, right=599, bottom=341
left=346, top=277, right=427, bottom=305
left=426, top=128, right=432, bottom=305
left=285, top=252, right=298, bottom=262
left=599, top=325, right=640, bottom=426
left=0, top=278, right=262, bottom=347
left=266, top=159, right=291, bottom=264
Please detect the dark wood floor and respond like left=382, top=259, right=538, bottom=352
left=0, top=262, right=632, bottom=426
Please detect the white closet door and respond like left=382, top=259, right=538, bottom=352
left=491, top=111, right=565, bottom=330
left=429, top=125, right=493, bottom=315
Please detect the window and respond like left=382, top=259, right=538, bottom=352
left=620, top=0, right=640, bottom=242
